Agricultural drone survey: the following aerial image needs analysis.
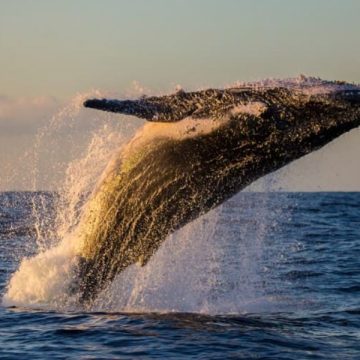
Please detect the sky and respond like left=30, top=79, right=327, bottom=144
left=1, top=0, right=360, bottom=191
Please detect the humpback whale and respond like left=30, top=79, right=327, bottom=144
left=76, top=77, right=360, bottom=304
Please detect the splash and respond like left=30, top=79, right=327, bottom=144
left=91, top=192, right=283, bottom=314
left=3, top=91, right=139, bottom=309
left=2, top=82, right=298, bottom=313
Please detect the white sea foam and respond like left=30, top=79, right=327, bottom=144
left=2, top=91, right=135, bottom=309
left=2, top=235, right=79, bottom=309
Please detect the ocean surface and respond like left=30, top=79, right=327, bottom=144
left=0, top=191, right=359, bottom=359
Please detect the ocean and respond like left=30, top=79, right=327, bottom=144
left=0, top=191, right=359, bottom=359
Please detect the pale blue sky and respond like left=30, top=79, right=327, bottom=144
left=1, top=0, right=360, bottom=98
left=1, top=0, right=360, bottom=190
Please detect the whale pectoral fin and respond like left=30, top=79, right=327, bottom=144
left=84, top=90, right=223, bottom=122
left=84, top=99, right=130, bottom=113
left=84, top=98, right=181, bottom=122
left=84, top=88, right=272, bottom=123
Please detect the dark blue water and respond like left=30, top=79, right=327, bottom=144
left=0, top=192, right=359, bottom=359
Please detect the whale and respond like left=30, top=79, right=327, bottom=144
left=75, top=77, right=360, bottom=304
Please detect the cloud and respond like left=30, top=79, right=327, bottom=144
left=0, top=95, right=61, bottom=135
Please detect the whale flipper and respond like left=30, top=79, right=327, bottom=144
left=84, top=88, right=268, bottom=122
left=84, top=98, right=177, bottom=122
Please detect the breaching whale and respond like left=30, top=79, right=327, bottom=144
left=76, top=77, right=360, bottom=304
